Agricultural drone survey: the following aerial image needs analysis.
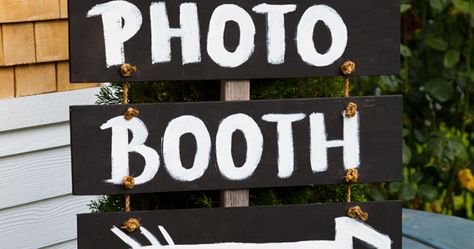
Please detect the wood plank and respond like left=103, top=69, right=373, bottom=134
left=0, top=122, right=69, bottom=158
left=35, top=20, right=69, bottom=62
left=220, top=80, right=250, bottom=207
left=0, top=67, right=14, bottom=99
left=402, top=237, right=433, bottom=249
left=15, top=63, right=57, bottom=96
left=0, top=195, right=96, bottom=249
left=0, top=146, right=72, bottom=209
left=69, top=0, right=400, bottom=82
left=0, top=0, right=60, bottom=23
left=59, top=0, right=68, bottom=18
left=77, top=202, right=402, bottom=249
left=2, top=22, right=35, bottom=65
left=402, top=208, right=474, bottom=249
left=71, top=96, right=403, bottom=195
left=42, top=239, right=77, bottom=249
left=0, top=87, right=100, bottom=132
left=0, top=25, right=4, bottom=65
left=57, top=61, right=99, bottom=91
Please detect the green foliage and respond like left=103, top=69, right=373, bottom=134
left=353, top=0, right=474, bottom=218
left=251, top=77, right=344, bottom=99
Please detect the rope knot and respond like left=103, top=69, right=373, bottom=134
left=120, top=63, right=137, bottom=77
left=341, top=60, right=356, bottom=76
left=122, top=176, right=135, bottom=190
left=124, top=107, right=139, bottom=120
left=347, top=206, right=368, bottom=221
left=345, top=168, right=359, bottom=183
left=345, top=102, right=358, bottom=118
left=121, top=218, right=140, bottom=233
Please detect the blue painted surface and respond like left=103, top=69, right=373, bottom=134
left=402, top=208, right=474, bottom=249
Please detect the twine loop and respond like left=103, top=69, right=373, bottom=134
left=124, top=107, right=139, bottom=120
left=122, top=176, right=135, bottom=190
left=345, top=102, right=358, bottom=118
left=120, top=63, right=137, bottom=77
left=347, top=206, right=368, bottom=221
left=341, top=60, right=355, bottom=97
left=341, top=60, right=356, bottom=76
left=121, top=218, right=140, bottom=233
left=122, top=176, right=135, bottom=212
left=345, top=168, right=359, bottom=183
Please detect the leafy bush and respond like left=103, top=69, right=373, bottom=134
left=353, top=0, right=474, bottom=218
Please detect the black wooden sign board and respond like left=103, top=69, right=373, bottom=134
left=78, top=201, right=402, bottom=249
left=68, top=0, right=400, bottom=82
left=70, top=96, right=402, bottom=195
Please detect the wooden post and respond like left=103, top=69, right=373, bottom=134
left=220, top=80, right=250, bottom=207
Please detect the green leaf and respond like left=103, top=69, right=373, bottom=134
left=424, top=78, right=454, bottom=102
left=400, top=44, right=412, bottom=57
left=466, top=193, right=473, bottom=219
left=412, top=171, right=424, bottom=183
left=418, top=184, right=438, bottom=201
left=400, top=183, right=417, bottom=201
left=403, top=140, right=412, bottom=165
left=425, top=36, right=449, bottom=51
left=429, top=0, right=449, bottom=11
left=444, top=49, right=460, bottom=68
left=368, top=188, right=386, bottom=201
left=469, top=72, right=474, bottom=81
left=400, top=4, right=411, bottom=13
left=388, top=182, right=402, bottom=195
left=402, top=128, right=410, bottom=137
left=452, top=0, right=474, bottom=16
left=454, top=195, right=465, bottom=211
left=413, top=129, right=426, bottom=143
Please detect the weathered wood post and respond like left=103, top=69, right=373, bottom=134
left=220, top=80, right=250, bottom=207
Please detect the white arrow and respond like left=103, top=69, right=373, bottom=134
left=111, top=217, right=392, bottom=249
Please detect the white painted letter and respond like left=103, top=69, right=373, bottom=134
left=163, top=116, right=211, bottom=181
left=252, top=4, right=296, bottom=64
left=216, top=114, right=263, bottom=180
left=296, top=5, right=347, bottom=67
left=150, top=2, right=201, bottom=64
left=100, top=116, right=159, bottom=185
left=87, top=1, right=142, bottom=67
left=261, top=113, right=305, bottom=178
left=309, top=112, right=359, bottom=172
left=207, top=4, right=256, bottom=68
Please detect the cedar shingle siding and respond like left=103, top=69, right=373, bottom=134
left=0, top=0, right=97, bottom=98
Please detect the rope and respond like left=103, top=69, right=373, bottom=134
left=347, top=206, right=369, bottom=221
left=121, top=78, right=134, bottom=213
left=123, top=176, right=135, bottom=190
left=345, top=102, right=358, bottom=118
left=341, top=60, right=355, bottom=97
left=124, top=107, right=139, bottom=120
left=340, top=61, right=366, bottom=220
left=124, top=195, right=131, bottom=212
left=121, top=218, right=141, bottom=233
left=344, top=168, right=368, bottom=220
left=118, top=64, right=140, bottom=231
left=345, top=168, right=358, bottom=203
left=122, top=176, right=135, bottom=212
left=120, top=63, right=137, bottom=78
left=122, top=83, right=129, bottom=104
